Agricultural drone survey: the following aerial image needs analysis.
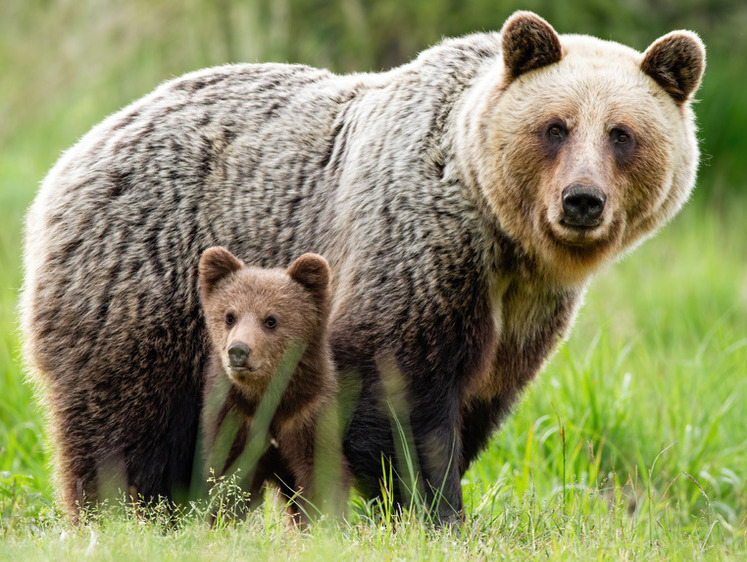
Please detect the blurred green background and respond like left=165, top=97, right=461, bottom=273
left=0, top=0, right=745, bottom=543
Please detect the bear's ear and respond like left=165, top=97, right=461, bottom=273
left=199, top=246, right=243, bottom=296
left=287, top=253, right=330, bottom=302
left=641, top=31, right=705, bottom=104
left=501, top=11, right=562, bottom=82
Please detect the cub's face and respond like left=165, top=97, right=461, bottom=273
left=204, top=271, right=317, bottom=385
left=198, top=248, right=330, bottom=389
left=462, top=12, right=705, bottom=283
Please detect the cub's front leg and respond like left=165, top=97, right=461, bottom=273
left=276, top=414, right=350, bottom=526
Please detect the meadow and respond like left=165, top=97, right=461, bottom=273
left=1, top=1, right=746, bottom=559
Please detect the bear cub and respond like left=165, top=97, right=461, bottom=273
left=198, top=246, right=347, bottom=524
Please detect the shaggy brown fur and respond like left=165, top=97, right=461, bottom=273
left=199, top=248, right=347, bottom=524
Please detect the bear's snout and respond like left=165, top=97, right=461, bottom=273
left=561, top=184, right=606, bottom=227
left=228, top=342, right=251, bottom=369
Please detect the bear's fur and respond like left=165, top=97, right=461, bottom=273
left=21, top=11, right=705, bottom=522
left=198, top=247, right=346, bottom=524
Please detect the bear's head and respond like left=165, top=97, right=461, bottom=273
left=198, top=247, right=330, bottom=391
left=459, top=11, right=705, bottom=284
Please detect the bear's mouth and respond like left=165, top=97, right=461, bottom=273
left=229, top=366, right=255, bottom=372
left=558, top=218, right=603, bottom=231
left=554, top=221, right=605, bottom=246
left=541, top=212, right=624, bottom=257
left=227, top=365, right=258, bottom=382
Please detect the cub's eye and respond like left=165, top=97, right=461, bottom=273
left=611, top=127, right=632, bottom=144
left=225, top=312, right=236, bottom=327
left=263, top=316, right=278, bottom=330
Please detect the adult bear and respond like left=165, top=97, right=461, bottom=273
left=21, top=12, right=705, bottom=522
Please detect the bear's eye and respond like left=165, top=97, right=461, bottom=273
left=225, top=312, right=236, bottom=327
left=609, top=126, right=636, bottom=165
left=546, top=122, right=567, bottom=140
left=263, top=316, right=278, bottom=330
left=611, top=127, right=633, bottom=144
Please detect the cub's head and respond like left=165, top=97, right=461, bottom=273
left=198, top=247, right=330, bottom=389
left=461, top=11, right=705, bottom=284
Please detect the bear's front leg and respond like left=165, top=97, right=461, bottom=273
left=343, top=357, right=465, bottom=526
left=406, top=373, right=464, bottom=525
left=275, top=423, right=325, bottom=528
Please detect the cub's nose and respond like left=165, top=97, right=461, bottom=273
left=561, top=184, right=606, bottom=227
left=228, top=342, right=251, bottom=368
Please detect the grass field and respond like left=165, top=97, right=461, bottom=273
left=1, top=10, right=746, bottom=552
left=1, top=128, right=746, bottom=558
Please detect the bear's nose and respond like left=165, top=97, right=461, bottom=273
left=228, top=342, right=251, bottom=368
left=561, top=184, right=606, bottom=227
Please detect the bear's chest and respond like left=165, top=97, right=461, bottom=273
left=463, top=279, right=578, bottom=405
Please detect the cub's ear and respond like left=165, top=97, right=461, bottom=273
left=641, top=31, right=705, bottom=104
left=287, top=253, right=330, bottom=301
left=501, top=11, right=562, bottom=82
left=199, top=246, right=243, bottom=296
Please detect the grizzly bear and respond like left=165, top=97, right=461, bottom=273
left=198, top=247, right=346, bottom=523
left=21, top=11, right=705, bottom=523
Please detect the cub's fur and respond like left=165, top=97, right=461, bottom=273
left=199, top=248, right=345, bottom=524
left=22, top=11, right=705, bottom=522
